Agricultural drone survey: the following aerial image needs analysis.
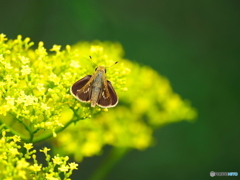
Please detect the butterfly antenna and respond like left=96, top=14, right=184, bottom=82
left=89, top=56, right=98, bottom=67
left=106, top=61, right=118, bottom=68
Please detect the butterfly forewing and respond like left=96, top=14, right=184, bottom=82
left=71, top=75, right=92, bottom=102
left=107, top=80, right=118, bottom=105
left=97, top=80, right=118, bottom=108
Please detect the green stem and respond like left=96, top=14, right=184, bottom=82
left=88, top=147, right=130, bottom=180
left=0, top=121, right=29, bottom=142
left=32, top=116, right=87, bottom=143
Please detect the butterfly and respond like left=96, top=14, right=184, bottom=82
left=70, top=63, right=118, bottom=108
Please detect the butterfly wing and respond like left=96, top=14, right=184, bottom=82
left=97, top=80, right=118, bottom=108
left=70, top=75, right=92, bottom=102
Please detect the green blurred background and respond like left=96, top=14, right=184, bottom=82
left=0, top=0, right=239, bottom=179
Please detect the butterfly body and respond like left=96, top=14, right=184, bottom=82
left=89, top=66, right=105, bottom=107
left=71, top=66, right=118, bottom=108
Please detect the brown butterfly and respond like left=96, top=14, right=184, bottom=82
left=70, top=62, right=118, bottom=108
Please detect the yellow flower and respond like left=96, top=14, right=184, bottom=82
left=30, top=163, right=42, bottom=172
left=19, top=55, right=30, bottom=64
left=0, top=34, right=196, bottom=173
left=17, top=158, right=29, bottom=169
left=9, top=147, right=20, bottom=156
left=24, top=143, right=33, bottom=150
left=21, top=65, right=31, bottom=75
left=5, top=96, right=15, bottom=106
left=58, top=165, right=69, bottom=172
left=0, top=127, right=77, bottom=179
left=52, top=156, right=62, bottom=165
left=0, top=33, right=7, bottom=41
left=90, top=45, right=103, bottom=52
left=40, top=103, right=50, bottom=110
left=70, top=60, right=81, bottom=68
left=50, top=44, right=61, bottom=52
left=18, top=170, right=27, bottom=180
left=45, top=173, right=59, bottom=180
left=40, top=147, right=51, bottom=155
left=12, top=135, right=21, bottom=142
left=69, top=162, right=78, bottom=170
left=82, top=141, right=101, bottom=157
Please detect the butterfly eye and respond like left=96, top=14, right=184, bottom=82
left=105, top=69, right=107, bottom=73
left=95, top=67, right=97, bottom=71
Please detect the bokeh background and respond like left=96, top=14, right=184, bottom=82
left=0, top=0, right=239, bottom=179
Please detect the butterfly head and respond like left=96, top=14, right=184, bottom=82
left=95, top=66, right=106, bottom=73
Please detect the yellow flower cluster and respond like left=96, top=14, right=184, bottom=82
left=0, top=126, right=78, bottom=180
left=0, top=34, right=126, bottom=142
left=0, top=34, right=197, bottom=166
left=48, top=41, right=197, bottom=161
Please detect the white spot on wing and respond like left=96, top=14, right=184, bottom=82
left=84, top=88, right=90, bottom=93
left=102, top=91, right=108, bottom=99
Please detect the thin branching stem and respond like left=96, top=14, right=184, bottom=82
left=32, top=115, right=88, bottom=143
